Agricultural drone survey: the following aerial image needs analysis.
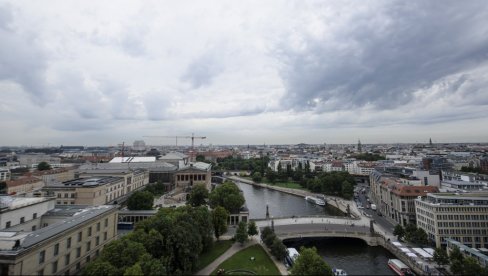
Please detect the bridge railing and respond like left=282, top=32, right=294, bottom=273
left=252, top=214, right=358, bottom=221
left=276, top=229, right=379, bottom=238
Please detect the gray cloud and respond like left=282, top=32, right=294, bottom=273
left=0, top=4, right=49, bottom=105
left=278, top=1, right=488, bottom=114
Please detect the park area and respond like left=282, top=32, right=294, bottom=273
left=196, top=240, right=234, bottom=271
left=211, top=244, right=280, bottom=275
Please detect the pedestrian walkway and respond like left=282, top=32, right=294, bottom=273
left=195, top=239, right=257, bottom=275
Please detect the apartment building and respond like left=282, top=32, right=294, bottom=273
left=78, top=169, right=149, bottom=195
left=415, top=192, right=488, bottom=248
left=0, top=204, right=118, bottom=275
left=370, top=170, right=439, bottom=226
left=0, top=196, right=55, bottom=231
left=30, top=167, right=76, bottom=185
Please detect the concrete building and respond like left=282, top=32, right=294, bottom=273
left=43, top=177, right=126, bottom=206
left=29, top=167, right=76, bottom=185
left=446, top=238, right=488, bottom=267
left=174, top=162, right=212, bottom=190
left=0, top=196, right=55, bottom=231
left=0, top=203, right=118, bottom=275
left=0, top=169, right=10, bottom=182
left=412, top=170, right=441, bottom=187
left=17, top=154, right=61, bottom=168
left=415, top=192, right=488, bottom=248
left=4, top=177, right=44, bottom=196
left=441, top=180, right=486, bottom=192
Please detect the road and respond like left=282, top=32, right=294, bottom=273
left=354, top=182, right=396, bottom=234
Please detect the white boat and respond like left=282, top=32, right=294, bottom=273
left=305, top=196, right=326, bottom=206
left=285, top=248, right=300, bottom=266
left=333, top=268, right=347, bottom=276
left=388, top=259, right=413, bottom=276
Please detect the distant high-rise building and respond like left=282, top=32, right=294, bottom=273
left=429, top=138, right=432, bottom=146
left=358, top=139, right=362, bottom=153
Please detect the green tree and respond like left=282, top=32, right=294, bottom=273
left=138, top=254, right=165, bottom=276
left=393, top=224, right=405, bottom=240
left=252, top=172, right=262, bottom=183
left=433, top=247, right=449, bottom=268
left=99, top=238, right=147, bottom=274
left=449, top=246, right=464, bottom=263
left=209, top=181, right=245, bottom=213
left=123, top=263, right=144, bottom=276
left=212, top=206, right=229, bottom=240
left=37, top=161, right=51, bottom=171
left=463, top=257, right=482, bottom=275
left=450, top=260, right=464, bottom=275
left=270, top=238, right=287, bottom=261
left=235, top=221, right=248, bottom=245
left=404, top=223, right=417, bottom=242
left=414, top=228, right=428, bottom=245
left=290, top=247, right=333, bottom=276
left=127, top=191, right=154, bottom=210
left=82, top=260, right=118, bottom=276
left=188, top=184, right=209, bottom=207
left=196, top=155, right=206, bottom=162
left=260, top=226, right=273, bottom=242
left=341, top=181, right=354, bottom=199
left=266, top=168, right=277, bottom=184
left=247, top=221, right=258, bottom=236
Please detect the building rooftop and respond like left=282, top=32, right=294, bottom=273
left=60, top=177, right=122, bottom=188
left=0, top=196, right=53, bottom=211
left=109, top=156, right=156, bottom=163
left=0, top=205, right=117, bottom=253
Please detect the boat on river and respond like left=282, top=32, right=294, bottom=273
left=388, top=259, right=414, bottom=276
left=305, top=196, right=326, bottom=206
left=285, top=248, right=300, bottom=267
left=333, top=268, right=348, bottom=276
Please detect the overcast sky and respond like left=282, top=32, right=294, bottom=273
left=1, top=1, right=488, bottom=146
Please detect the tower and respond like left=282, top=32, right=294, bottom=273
left=358, top=139, right=362, bottom=153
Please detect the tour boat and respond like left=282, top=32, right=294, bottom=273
left=305, top=196, right=326, bottom=206
left=333, top=268, right=348, bottom=276
left=285, top=248, right=300, bottom=267
left=388, top=259, right=413, bottom=276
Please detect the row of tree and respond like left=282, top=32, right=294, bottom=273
left=433, top=246, right=488, bottom=275
left=260, top=226, right=287, bottom=261
left=393, top=224, right=428, bottom=245
left=83, top=206, right=214, bottom=275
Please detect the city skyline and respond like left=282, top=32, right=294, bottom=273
left=1, top=1, right=488, bottom=146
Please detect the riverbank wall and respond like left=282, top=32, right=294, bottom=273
left=228, top=176, right=360, bottom=219
left=378, top=238, right=426, bottom=275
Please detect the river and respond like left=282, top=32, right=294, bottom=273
left=238, top=182, right=395, bottom=275
left=237, top=181, right=344, bottom=219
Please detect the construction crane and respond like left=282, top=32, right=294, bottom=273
left=143, top=133, right=206, bottom=150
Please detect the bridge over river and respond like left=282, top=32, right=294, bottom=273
left=255, top=216, right=382, bottom=246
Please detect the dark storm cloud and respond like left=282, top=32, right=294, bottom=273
left=0, top=4, right=50, bottom=105
left=278, top=1, right=488, bottom=113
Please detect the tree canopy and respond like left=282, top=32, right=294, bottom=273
left=235, top=221, right=248, bottom=245
left=127, top=191, right=154, bottom=210
left=209, top=181, right=245, bottom=213
left=37, top=161, right=51, bottom=171
left=188, top=184, right=209, bottom=207
left=212, top=206, right=229, bottom=240
left=290, top=247, right=333, bottom=276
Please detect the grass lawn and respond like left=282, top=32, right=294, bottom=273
left=211, top=244, right=280, bottom=275
left=195, top=240, right=234, bottom=271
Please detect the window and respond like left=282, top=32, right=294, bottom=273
left=86, top=241, right=91, bottom=251
left=86, top=255, right=91, bottom=263
left=78, top=231, right=82, bottom=242
left=52, top=261, right=58, bottom=274
left=39, top=250, right=45, bottom=264
left=54, top=243, right=59, bottom=256
left=76, top=247, right=81, bottom=258
left=37, top=269, right=44, bottom=276
left=88, top=227, right=92, bottom=237
left=6, top=221, right=11, bottom=228
left=57, top=193, right=61, bottom=198
left=33, top=213, right=38, bottom=219
left=105, top=218, right=108, bottom=227
left=65, top=253, right=70, bottom=266
left=32, top=225, right=37, bottom=231
left=67, top=237, right=71, bottom=249
left=20, top=217, right=25, bottom=224
left=76, top=262, right=81, bottom=271
left=64, top=193, right=68, bottom=198
left=96, top=236, right=100, bottom=246
left=103, top=232, right=107, bottom=241
left=97, top=222, right=100, bottom=231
